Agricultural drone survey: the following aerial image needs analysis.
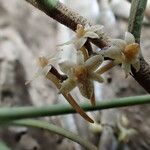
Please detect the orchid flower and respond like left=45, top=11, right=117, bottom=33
left=26, top=51, right=94, bottom=123
left=117, top=115, right=137, bottom=143
left=25, top=52, right=60, bottom=85
left=101, top=32, right=140, bottom=77
left=59, top=51, right=104, bottom=106
left=59, top=24, right=103, bottom=49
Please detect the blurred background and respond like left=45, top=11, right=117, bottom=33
left=0, top=0, right=150, bottom=149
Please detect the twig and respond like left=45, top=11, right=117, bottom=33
left=25, top=0, right=108, bottom=48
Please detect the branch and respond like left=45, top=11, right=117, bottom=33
left=128, top=0, right=150, bottom=92
left=0, top=95, right=149, bottom=121
left=25, top=0, right=108, bottom=48
left=131, top=58, right=150, bottom=93
left=128, top=0, right=147, bottom=43
left=25, top=0, right=150, bottom=93
left=2, top=119, right=97, bottom=150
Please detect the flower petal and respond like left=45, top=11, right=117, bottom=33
left=85, top=55, right=104, bottom=71
left=89, top=72, right=104, bottom=83
left=77, top=51, right=84, bottom=65
left=122, top=62, right=131, bottom=78
left=102, top=46, right=122, bottom=61
left=125, top=32, right=135, bottom=44
left=25, top=65, right=52, bottom=85
left=60, top=78, right=77, bottom=94
left=110, top=39, right=126, bottom=50
left=59, top=61, right=75, bottom=75
left=77, top=80, right=94, bottom=99
left=42, top=65, right=52, bottom=76
left=84, top=24, right=90, bottom=29
left=58, top=37, right=77, bottom=46
left=132, top=59, right=140, bottom=72
left=46, top=49, right=61, bottom=60
left=84, top=31, right=99, bottom=39
left=86, top=25, right=103, bottom=32
left=74, top=37, right=87, bottom=49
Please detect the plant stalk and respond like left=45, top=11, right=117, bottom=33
left=0, top=95, right=149, bottom=121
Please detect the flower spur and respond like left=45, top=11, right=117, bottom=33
left=58, top=24, right=103, bottom=49
left=101, top=32, right=140, bottom=77
left=59, top=51, right=104, bottom=106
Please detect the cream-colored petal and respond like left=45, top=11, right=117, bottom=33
left=102, top=46, right=122, bottom=61
left=77, top=80, right=94, bottom=99
left=74, top=37, right=87, bottom=49
left=132, top=59, right=140, bottom=72
left=25, top=65, right=52, bottom=85
left=122, top=62, right=131, bottom=78
left=84, top=24, right=90, bottom=29
left=59, top=61, right=75, bottom=75
left=77, top=51, right=84, bottom=65
left=38, top=51, right=60, bottom=69
left=60, top=78, right=77, bottom=94
left=118, top=128, right=137, bottom=143
left=85, top=55, right=104, bottom=71
left=110, top=39, right=126, bottom=50
left=47, top=57, right=60, bottom=63
left=125, top=32, right=135, bottom=45
left=84, top=31, right=99, bottom=39
left=117, top=121, right=137, bottom=143
left=89, top=72, right=104, bottom=83
left=86, top=25, right=103, bottom=32
left=42, top=64, right=52, bottom=76
left=58, top=37, right=77, bottom=46
left=46, top=49, right=61, bottom=60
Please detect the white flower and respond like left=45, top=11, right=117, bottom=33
left=117, top=115, right=137, bottom=143
left=25, top=52, right=60, bottom=85
left=58, top=24, right=103, bottom=49
left=101, top=32, right=140, bottom=77
left=59, top=51, right=104, bottom=105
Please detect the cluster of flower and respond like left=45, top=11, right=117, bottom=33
left=26, top=24, right=140, bottom=123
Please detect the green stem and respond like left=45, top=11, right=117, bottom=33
left=2, top=119, right=97, bottom=150
left=0, top=141, right=11, bottom=150
left=0, top=95, right=149, bottom=121
left=128, top=0, right=150, bottom=93
left=128, top=0, right=147, bottom=43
